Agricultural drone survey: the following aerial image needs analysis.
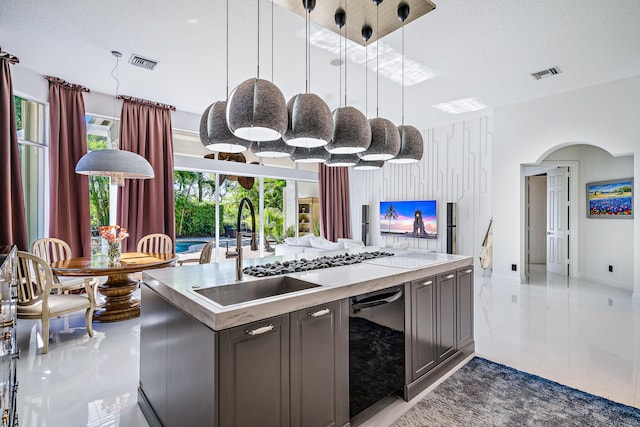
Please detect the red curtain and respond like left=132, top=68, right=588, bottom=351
left=318, top=163, right=351, bottom=241
left=117, top=98, right=175, bottom=252
left=47, top=76, right=92, bottom=256
left=0, top=54, right=28, bottom=250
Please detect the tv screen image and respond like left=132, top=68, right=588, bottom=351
left=379, top=200, right=437, bottom=239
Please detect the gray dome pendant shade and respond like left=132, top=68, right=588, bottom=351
left=283, top=94, right=333, bottom=148
left=250, top=139, right=295, bottom=158
left=354, top=159, right=385, bottom=170
left=388, top=125, right=423, bottom=163
left=325, top=153, right=359, bottom=167
left=359, top=117, right=400, bottom=161
left=326, top=106, right=371, bottom=154
left=226, top=78, right=288, bottom=142
left=202, top=101, right=251, bottom=153
left=291, top=146, right=330, bottom=163
left=76, top=149, right=154, bottom=185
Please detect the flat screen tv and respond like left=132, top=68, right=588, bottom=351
left=379, top=200, right=437, bottom=239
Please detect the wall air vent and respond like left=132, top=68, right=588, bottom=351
left=531, top=67, right=561, bottom=80
left=129, top=54, right=158, bottom=71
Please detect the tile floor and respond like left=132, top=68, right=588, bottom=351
left=16, top=265, right=640, bottom=426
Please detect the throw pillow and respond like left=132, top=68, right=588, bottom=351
left=310, top=236, right=343, bottom=250
left=284, top=234, right=313, bottom=247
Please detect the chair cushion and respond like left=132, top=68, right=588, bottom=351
left=18, top=294, right=91, bottom=316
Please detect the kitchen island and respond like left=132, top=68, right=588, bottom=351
left=139, top=250, right=474, bottom=427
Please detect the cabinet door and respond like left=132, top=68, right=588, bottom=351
left=219, top=315, right=290, bottom=427
left=436, top=272, right=457, bottom=363
left=140, top=285, right=168, bottom=425
left=456, top=266, right=474, bottom=350
left=411, top=277, right=437, bottom=380
left=290, top=300, right=349, bottom=427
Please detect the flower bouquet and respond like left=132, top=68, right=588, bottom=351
left=100, top=225, right=129, bottom=265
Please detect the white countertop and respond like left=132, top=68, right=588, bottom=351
left=142, top=249, right=473, bottom=331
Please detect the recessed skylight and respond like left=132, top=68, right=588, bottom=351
left=432, top=98, right=488, bottom=114
left=308, top=28, right=437, bottom=86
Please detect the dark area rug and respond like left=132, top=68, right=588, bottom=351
left=392, top=357, right=640, bottom=427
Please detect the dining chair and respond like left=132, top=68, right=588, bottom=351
left=32, top=237, right=97, bottom=294
left=16, top=251, right=96, bottom=354
left=137, top=233, right=174, bottom=254
left=177, top=240, right=215, bottom=266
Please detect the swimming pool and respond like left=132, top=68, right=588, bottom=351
left=175, top=241, right=207, bottom=253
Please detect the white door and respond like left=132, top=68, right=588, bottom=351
left=546, top=167, right=568, bottom=275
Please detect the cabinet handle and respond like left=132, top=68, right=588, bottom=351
left=245, top=324, right=274, bottom=336
left=422, top=280, right=433, bottom=286
left=308, top=308, right=330, bottom=318
left=1, top=319, right=14, bottom=328
left=463, top=269, right=472, bottom=274
left=446, top=274, right=454, bottom=279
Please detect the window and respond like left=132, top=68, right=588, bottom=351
left=15, top=96, right=47, bottom=247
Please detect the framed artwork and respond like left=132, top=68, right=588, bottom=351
left=586, top=178, right=633, bottom=218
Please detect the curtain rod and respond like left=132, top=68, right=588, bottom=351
left=45, top=75, right=90, bottom=92
left=0, top=47, right=19, bottom=64
left=117, top=95, right=176, bottom=111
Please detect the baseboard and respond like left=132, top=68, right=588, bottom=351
left=138, top=387, right=163, bottom=427
left=403, top=342, right=475, bottom=401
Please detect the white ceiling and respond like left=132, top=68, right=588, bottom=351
left=2, top=0, right=640, bottom=130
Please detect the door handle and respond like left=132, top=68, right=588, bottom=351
left=546, top=232, right=552, bottom=235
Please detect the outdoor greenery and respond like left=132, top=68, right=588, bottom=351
left=88, top=134, right=110, bottom=234
left=173, top=171, right=287, bottom=240
left=14, top=96, right=22, bottom=131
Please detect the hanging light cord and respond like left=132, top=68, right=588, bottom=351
left=365, top=41, right=368, bottom=117
left=271, top=0, right=274, bottom=82
left=110, top=53, right=120, bottom=149
left=339, top=23, right=343, bottom=107
left=344, top=0, right=348, bottom=107
left=226, top=0, right=229, bottom=99
left=376, top=2, right=379, bottom=117
left=401, top=21, right=405, bottom=125
left=256, top=0, right=260, bottom=79
left=305, top=6, right=309, bottom=93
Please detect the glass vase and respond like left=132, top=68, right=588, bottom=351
left=107, top=241, right=121, bottom=265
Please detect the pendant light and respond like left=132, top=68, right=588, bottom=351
left=325, top=7, right=371, bottom=155
left=250, top=139, right=295, bottom=158
left=226, top=0, right=287, bottom=142
left=200, top=0, right=251, bottom=153
left=388, top=3, right=424, bottom=164
left=353, top=159, right=385, bottom=170
left=283, top=0, right=332, bottom=148
left=325, top=153, right=359, bottom=167
left=291, top=146, right=330, bottom=163
left=75, top=51, right=154, bottom=186
left=359, top=0, right=400, bottom=161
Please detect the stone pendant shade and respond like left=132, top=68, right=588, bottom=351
left=200, top=101, right=251, bottom=153
left=359, top=117, right=401, bottom=161
left=325, top=106, right=371, bottom=154
left=353, top=159, right=385, bottom=170
left=226, top=78, right=288, bottom=142
left=388, top=125, right=423, bottom=164
left=325, top=153, right=359, bottom=167
left=291, top=146, right=331, bottom=163
left=250, top=139, right=295, bottom=158
left=283, top=93, right=333, bottom=148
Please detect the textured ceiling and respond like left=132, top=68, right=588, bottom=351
left=2, top=0, right=640, bottom=130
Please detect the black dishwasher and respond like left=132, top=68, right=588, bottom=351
left=349, top=286, right=405, bottom=418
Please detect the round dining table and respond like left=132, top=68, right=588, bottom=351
left=51, top=252, right=177, bottom=322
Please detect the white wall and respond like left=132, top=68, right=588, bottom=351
left=349, top=116, right=492, bottom=261
left=545, top=145, right=634, bottom=289
left=493, top=75, right=640, bottom=297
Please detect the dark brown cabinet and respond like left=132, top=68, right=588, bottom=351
left=456, top=266, right=474, bottom=350
left=436, top=271, right=457, bottom=363
left=290, top=300, right=349, bottom=427
left=219, top=315, right=290, bottom=427
left=406, top=266, right=475, bottom=401
left=410, top=276, right=436, bottom=381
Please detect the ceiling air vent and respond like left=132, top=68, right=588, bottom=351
left=129, top=54, right=158, bottom=71
left=531, top=66, right=561, bottom=80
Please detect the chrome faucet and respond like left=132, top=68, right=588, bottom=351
left=225, top=197, right=258, bottom=280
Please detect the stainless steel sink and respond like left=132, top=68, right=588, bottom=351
left=193, top=276, right=321, bottom=306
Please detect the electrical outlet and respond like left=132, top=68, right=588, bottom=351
left=609, top=265, right=613, bottom=272
left=511, top=264, right=517, bottom=271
